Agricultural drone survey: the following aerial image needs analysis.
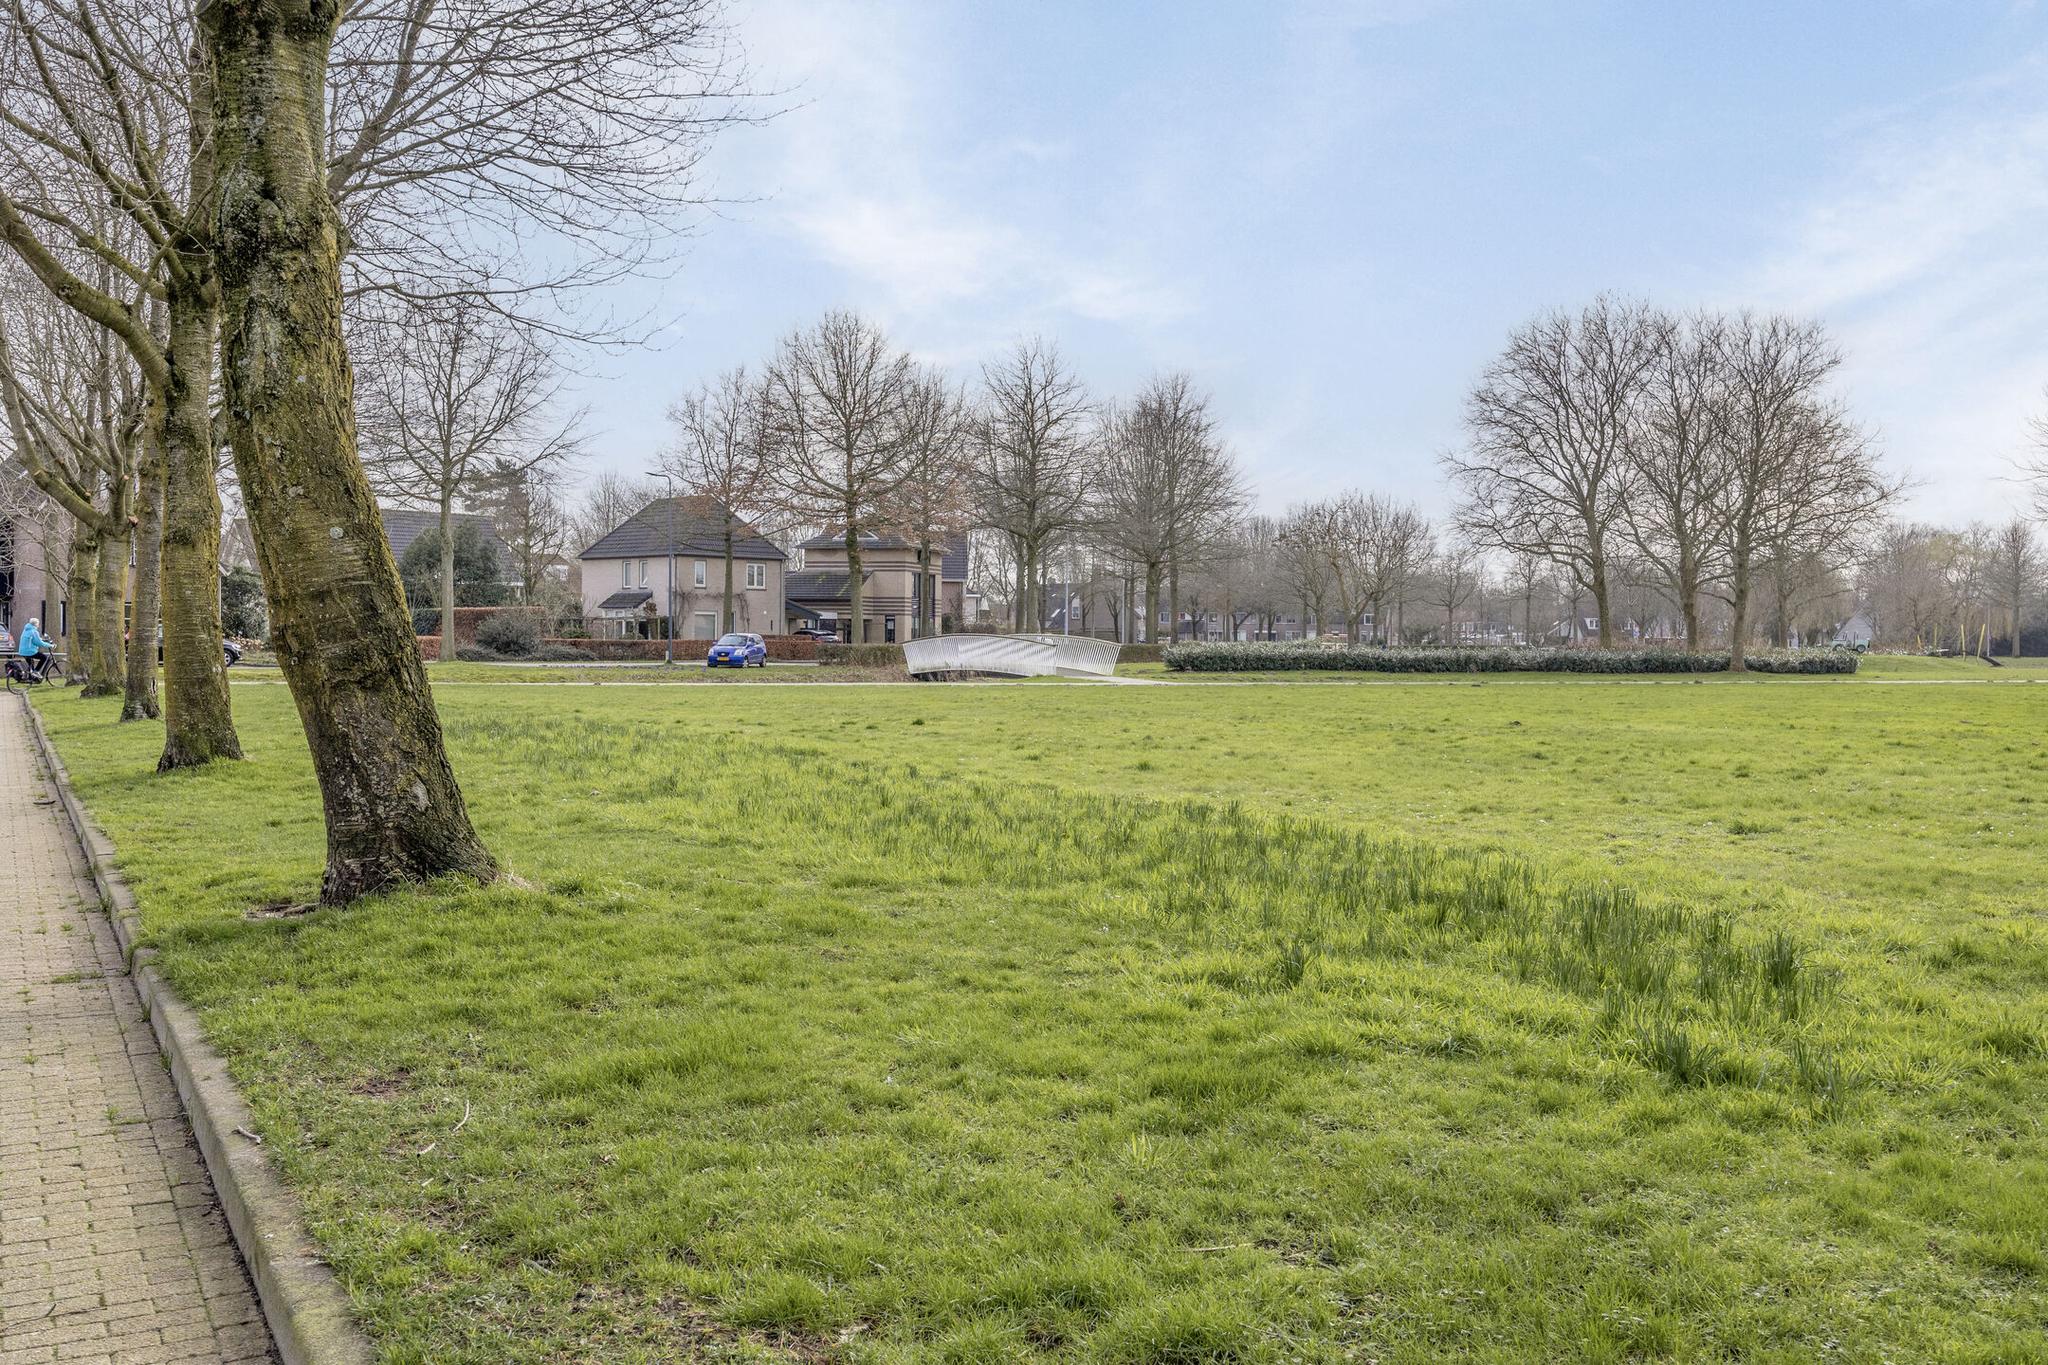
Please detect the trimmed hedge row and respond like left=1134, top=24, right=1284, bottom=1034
left=422, top=634, right=822, bottom=662
left=455, top=643, right=596, bottom=664
left=1162, top=643, right=1860, bottom=675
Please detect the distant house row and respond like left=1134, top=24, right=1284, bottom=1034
left=0, top=495, right=969, bottom=648
left=578, top=496, right=971, bottom=642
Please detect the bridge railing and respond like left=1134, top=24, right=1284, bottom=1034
left=903, top=634, right=1121, bottom=679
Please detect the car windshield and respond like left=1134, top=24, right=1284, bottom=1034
left=715, top=634, right=747, bottom=646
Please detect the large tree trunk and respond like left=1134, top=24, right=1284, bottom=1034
left=1727, top=541, right=1753, bottom=672
left=1678, top=544, right=1701, bottom=648
left=123, top=434, right=164, bottom=720
left=1143, top=563, right=1162, bottom=644
left=67, top=531, right=102, bottom=690
left=843, top=519, right=864, bottom=643
left=914, top=541, right=930, bottom=638
left=1587, top=552, right=1614, bottom=649
left=438, top=486, right=457, bottom=659
left=1015, top=540, right=1032, bottom=634
left=722, top=522, right=736, bottom=634
left=82, top=520, right=128, bottom=699
left=158, top=276, right=243, bottom=766
left=204, top=0, right=495, bottom=904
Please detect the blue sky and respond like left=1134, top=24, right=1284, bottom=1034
left=566, top=0, right=2048, bottom=524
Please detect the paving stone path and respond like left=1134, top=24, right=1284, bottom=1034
left=0, top=700, right=274, bottom=1365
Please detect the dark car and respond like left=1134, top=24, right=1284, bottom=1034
left=790, top=626, right=838, bottom=641
left=707, top=632, right=767, bottom=668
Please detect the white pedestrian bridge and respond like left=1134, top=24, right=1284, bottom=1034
left=903, top=633, right=1122, bottom=680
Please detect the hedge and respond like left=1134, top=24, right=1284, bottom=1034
left=419, top=634, right=820, bottom=662
left=1161, top=643, right=1860, bottom=675
left=410, top=606, right=506, bottom=643
left=817, top=643, right=906, bottom=667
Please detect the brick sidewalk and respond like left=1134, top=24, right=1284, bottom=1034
left=0, top=701, right=274, bottom=1365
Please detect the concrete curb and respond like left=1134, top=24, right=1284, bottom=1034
left=19, top=695, right=377, bottom=1365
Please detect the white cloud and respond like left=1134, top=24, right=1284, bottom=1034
left=731, top=0, right=1188, bottom=329
left=1742, top=56, right=2048, bottom=521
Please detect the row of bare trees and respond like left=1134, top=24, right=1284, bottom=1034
left=0, top=0, right=748, bottom=902
left=1858, top=519, right=2040, bottom=655
left=652, top=313, right=1249, bottom=644
left=1445, top=297, right=1901, bottom=668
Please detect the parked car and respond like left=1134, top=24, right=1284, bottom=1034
left=790, top=626, right=838, bottom=641
left=707, top=632, right=767, bottom=667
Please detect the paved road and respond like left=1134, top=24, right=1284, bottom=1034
left=0, top=701, right=274, bottom=1365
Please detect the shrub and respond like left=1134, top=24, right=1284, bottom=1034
left=1118, top=643, right=1167, bottom=664
left=818, top=643, right=906, bottom=667
left=475, top=609, right=545, bottom=658
left=1161, top=642, right=1859, bottom=675
left=531, top=643, right=595, bottom=662
left=454, top=645, right=505, bottom=663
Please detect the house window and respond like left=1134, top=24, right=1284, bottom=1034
left=621, top=561, right=630, bottom=589
left=638, top=560, right=649, bottom=587
left=693, top=560, right=707, bottom=589
left=746, top=563, right=767, bottom=590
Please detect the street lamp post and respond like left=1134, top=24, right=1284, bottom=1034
left=647, top=470, right=675, bottom=665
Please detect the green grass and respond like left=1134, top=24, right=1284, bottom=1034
left=29, top=673, right=2048, bottom=1363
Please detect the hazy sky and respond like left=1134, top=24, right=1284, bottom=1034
left=565, top=0, right=2048, bottom=525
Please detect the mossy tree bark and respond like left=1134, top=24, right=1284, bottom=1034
left=439, top=486, right=457, bottom=660
left=158, top=274, right=244, bottom=765
left=202, top=0, right=496, bottom=903
left=158, top=60, right=244, bottom=768
left=66, top=532, right=102, bottom=688
left=123, top=429, right=165, bottom=721
left=843, top=519, right=864, bottom=643
left=79, top=474, right=131, bottom=700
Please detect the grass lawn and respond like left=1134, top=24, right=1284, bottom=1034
left=28, top=668, right=2048, bottom=1364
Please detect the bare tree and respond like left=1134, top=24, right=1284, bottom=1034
left=1, top=0, right=752, bottom=775
left=2022, top=392, right=2048, bottom=521
left=1989, top=519, right=2039, bottom=658
left=0, top=280, right=141, bottom=704
left=474, top=456, right=575, bottom=606
left=885, top=365, right=974, bottom=638
left=1424, top=539, right=1483, bottom=642
left=976, top=339, right=1093, bottom=631
left=1449, top=296, right=1657, bottom=647
left=0, top=0, right=236, bottom=758
left=1708, top=313, right=1898, bottom=669
left=1624, top=310, right=1730, bottom=647
left=1280, top=493, right=1422, bottom=645
left=364, top=300, right=582, bottom=657
left=327, top=0, right=756, bottom=334
left=1092, top=374, right=1240, bottom=642
left=201, top=0, right=496, bottom=903
left=667, top=366, right=775, bottom=634
left=570, top=469, right=661, bottom=556
left=764, top=311, right=910, bottom=643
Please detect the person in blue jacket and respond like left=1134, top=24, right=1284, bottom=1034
left=15, top=618, right=51, bottom=680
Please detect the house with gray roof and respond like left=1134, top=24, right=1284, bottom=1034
left=578, top=496, right=788, bottom=639
left=785, top=531, right=970, bottom=642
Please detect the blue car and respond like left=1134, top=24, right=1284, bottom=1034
left=707, top=632, right=767, bottom=668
